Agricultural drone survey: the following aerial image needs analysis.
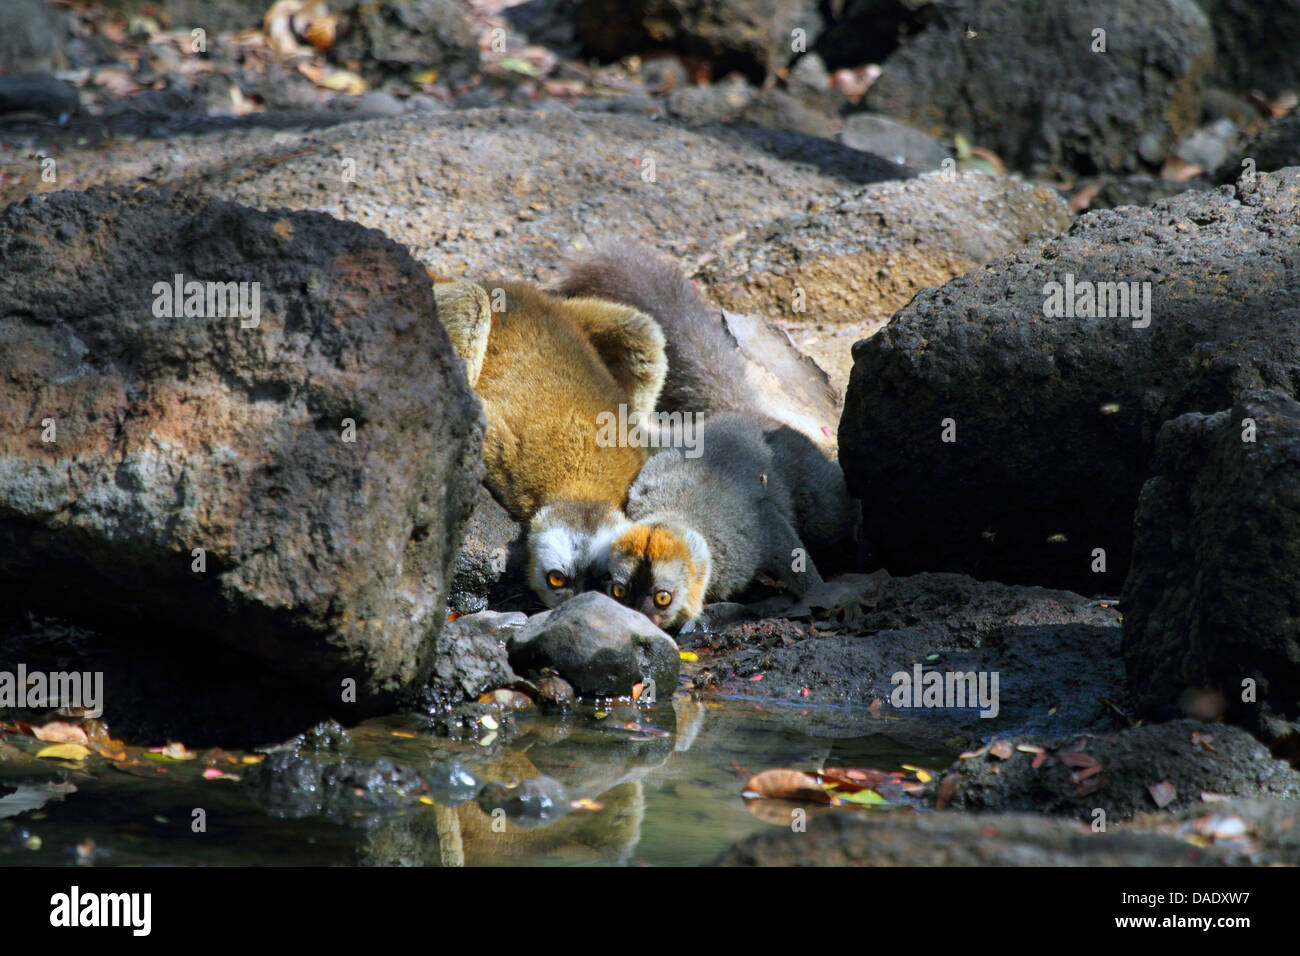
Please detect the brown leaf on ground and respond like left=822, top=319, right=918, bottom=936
left=1058, top=750, right=1099, bottom=769
left=1149, top=780, right=1177, bottom=809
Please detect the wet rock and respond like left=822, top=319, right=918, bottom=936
left=507, top=593, right=680, bottom=699
left=447, top=486, right=529, bottom=615
left=715, top=796, right=1300, bottom=865
left=0, top=0, right=66, bottom=73
left=477, top=775, right=569, bottom=827
left=331, top=0, right=480, bottom=88
left=840, top=167, right=1300, bottom=593
left=862, top=0, right=1213, bottom=176
left=576, top=0, right=822, bottom=82
left=245, top=751, right=428, bottom=822
left=0, top=188, right=483, bottom=713
left=840, top=112, right=951, bottom=170
left=0, top=73, right=79, bottom=118
left=1123, top=391, right=1300, bottom=740
left=422, top=759, right=480, bottom=806
left=694, top=572, right=1125, bottom=746
left=428, top=611, right=527, bottom=706
left=940, top=720, right=1300, bottom=820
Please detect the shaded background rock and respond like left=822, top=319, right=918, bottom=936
left=0, top=0, right=68, bottom=73
left=331, top=0, right=481, bottom=89
left=861, top=0, right=1214, bottom=177
left=1193, top=0, right=1300, bottom=99
left=575, top=0, right=822, bottom=83
left=1122, top=391, right=1300, bottom=742
left=446, top=485, right=531, bottom=615
left=840, top=167, right=1300, bottom=593
left=0, top=187, right=483, bottom=712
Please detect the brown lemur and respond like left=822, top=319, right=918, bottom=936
left=558, top=243, right=858, bottom=628
left=432, top=279, right=665, bottom=608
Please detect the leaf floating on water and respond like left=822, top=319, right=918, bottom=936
left=742, top=769, right=834, bottom=804
left=679, top=651, right=699, bottom=662
left=1149, top=780, right=1177, bottom=809
left=36, top=743, right=90, bottom=761
left=149, top=742, right=197, bottom=761
left=391, top=731, right=418, bottom=738
left=202, top=767, right=241, bottom=781
left=915, top=769, right=932, bottom=783
left=570, top=798, right=604, bottom=812
left=33, top=722, right=89, bottom=745
left=836, top=788, right=887, bottom=806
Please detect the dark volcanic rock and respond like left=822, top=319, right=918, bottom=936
left=507, top=592, right=680, bottom=699
left=694, top=572, right=1126, bottom=747
left=941, top=720, right=1300, bottom=820
left=576, top=0, right=821, bottom=81
left=0, top=0, right=66, bottom=74
left=840, top=167, right=1300, bottom=593
left=0, top=188, right=483, bottom=713
left=429, top=611, right=527, bottom=706
left=1123, top=391, right=1300, bottom=740
left=332, top=0, right=480, bottom=88
left=246, top=751, right=429, bottom=822
left=0, top=73, right=79, bottom=118
left=862, top=0, right=1214, bottom=176
left=447, top=485, right=530, bottom=615
left=716, top=794, right=1300, bottom=865
left=1194, top=0, right=1300, bottom=98
left=1221, top=109, right=1300, bottom=182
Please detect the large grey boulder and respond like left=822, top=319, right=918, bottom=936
left=840, top=167, right=1300, bottom=594
left=1122, top=391, right=1300, bottom=741
left=862, top=0, right=1214, bottom=176
left=0, top=188, right=483, bottom=711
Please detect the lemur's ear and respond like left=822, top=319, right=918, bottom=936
left=432, top=279, right=491, bottom=387
left=682, top=527, right=711, bottom=570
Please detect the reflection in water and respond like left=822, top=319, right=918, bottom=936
left=0, top=694, right=950, bottom=867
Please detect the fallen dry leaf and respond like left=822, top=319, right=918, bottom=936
left=742, top=769, right=834, bottom=804
left=1149, top=780, right=1177, bottom=809
left=36, top=743, right=91, bottom=761
left=33, top=722, right=89, bottom=746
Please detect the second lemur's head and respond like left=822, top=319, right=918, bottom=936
left=604, top=519, right=711, bottom=631
left=527, top=500, right=629, bottom=608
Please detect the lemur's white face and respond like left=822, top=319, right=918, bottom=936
left=527, top=501, right=628, bottom=608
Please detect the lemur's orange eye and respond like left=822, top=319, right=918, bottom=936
left=611, top=583, right=626, bottom=600
left=654, top=590, right=672, bottom=608
left=547, top=571, right=567, bottom=589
